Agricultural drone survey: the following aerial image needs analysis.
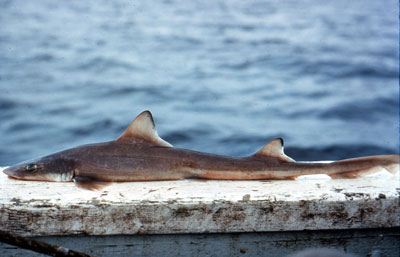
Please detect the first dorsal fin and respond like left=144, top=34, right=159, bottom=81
left=254, top=138, right=295, bottom=162
left=117, top=110, right=173, bottom=147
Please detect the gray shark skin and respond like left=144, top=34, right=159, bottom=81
left=3, top=111, right=399, bottom=190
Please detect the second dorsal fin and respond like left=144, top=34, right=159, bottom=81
left=254, top=138, right=295, bottom=162
left=117, top=110, right=173, bottom=147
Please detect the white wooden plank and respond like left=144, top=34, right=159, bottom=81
left=0, top=167, right=398, bottom=236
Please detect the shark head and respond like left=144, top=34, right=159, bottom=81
left=3, top=155, right=75, bottom=182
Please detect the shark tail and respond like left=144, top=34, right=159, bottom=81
left=328, top=167, right=382, bottom=179
left=329, top=154, right=399, bottom=179
left=383, top=163, right=399, bottom=175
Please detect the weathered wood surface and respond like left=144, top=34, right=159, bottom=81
left=2, top=228, right=399, bottom=257
left=0, top=167, right=398, bottom=237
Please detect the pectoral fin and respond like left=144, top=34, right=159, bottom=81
left=254, top=138, right=295, bottom=162
left=73, top=176, right=112, bottom=191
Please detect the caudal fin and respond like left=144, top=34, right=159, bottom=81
left=329, top=167, right=382, bottom=179
left=384, top=163, right=399, bottom=175
left=329, top=154, right=399, bottom=179
left=381, top=154, right=399, bottom=174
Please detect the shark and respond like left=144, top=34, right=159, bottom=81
left=3, top=111, right=399, bottom=190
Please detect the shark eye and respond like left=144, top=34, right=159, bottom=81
left=25, top=164, right=38, bottom=172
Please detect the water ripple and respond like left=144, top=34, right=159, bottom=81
left=0, top=0, right=398, bottom=164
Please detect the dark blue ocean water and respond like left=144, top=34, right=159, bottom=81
left=0, top=0, right=398, bottom=165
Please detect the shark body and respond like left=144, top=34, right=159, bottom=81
left=4, top=111, right=399, bottom=190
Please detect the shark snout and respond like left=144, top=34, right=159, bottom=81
left=3, top=166, right=17, bottom=178
left=3, top=163, right=34, bottom=179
